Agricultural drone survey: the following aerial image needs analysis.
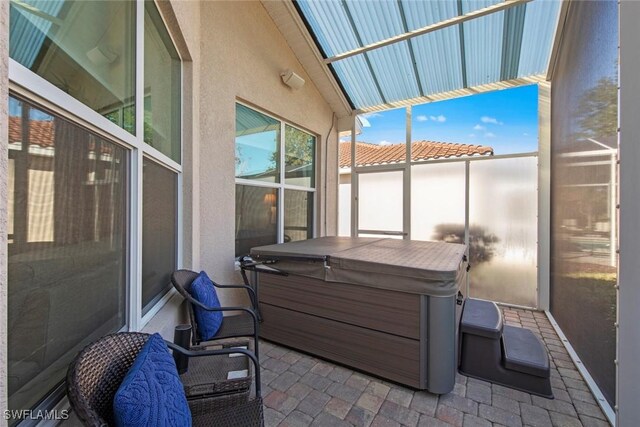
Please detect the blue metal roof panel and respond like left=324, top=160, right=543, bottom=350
left=463, top=8, right=505, bottom=87
left=400, top=0, right=459, bottom=30
left=332, top=55, right=384, bottom=108
left=518, top=0, right=562, bottom=77
left=296, top=0, right=562, bottom=110
left=343, top=1, right=404, bottom=45
left=412, top=26, right=464, bottom=95
left=461, top=0, right=504, bottom=14
left=367, top=42, right=420, bottom=103
left=297, top=0, right=359, bottom=57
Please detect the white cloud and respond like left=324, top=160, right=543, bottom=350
left=481, top=116, right=503, bottom=125
left=430, top=115, right=447, bottom=122
left=473, top=124, right=486, bottom=131
left=484, top=132, right=496, bottom=138
left=379, top=140, right=393, bottom=146
left=416, top=115, right=428, bottom=122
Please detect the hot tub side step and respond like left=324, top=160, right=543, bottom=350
left=460, top=298, right=503, bottom=339
left=502, top=325, right=550, bottom=378
left=458, top=299, right=553, bottom=399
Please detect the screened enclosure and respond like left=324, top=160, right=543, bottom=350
left=550, top=0, right=618, bottom=406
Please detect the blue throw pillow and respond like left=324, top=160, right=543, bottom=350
left=113, top=333, right=191, bottom=427
left=189, top=271, right=223, bottom=340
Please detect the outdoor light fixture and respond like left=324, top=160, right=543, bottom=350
left=280, top=69, right=305, bottom=90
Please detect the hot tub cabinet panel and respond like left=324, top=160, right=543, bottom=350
left=251, top=237, right=467, bottom=394
left=260, top=304, right=422, bottom=387
left=259, top=272, right=421, bottom=339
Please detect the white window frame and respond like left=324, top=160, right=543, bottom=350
left=7, top=0, right=184, bottom=334
left=234, top=101, right=318, bottom=252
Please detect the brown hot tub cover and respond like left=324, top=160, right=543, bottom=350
left=250, top=237, right=467, bottom=297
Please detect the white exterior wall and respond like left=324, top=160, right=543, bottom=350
left=1, top=0, right=8, bottom=420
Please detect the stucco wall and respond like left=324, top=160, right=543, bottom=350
left=196, top=1, right=337, bottom=306
left=145, top=0, right=339, bottom=326
left=141, top=293, right=187, bottom=339
left=1, top=0, right=8, bottom=419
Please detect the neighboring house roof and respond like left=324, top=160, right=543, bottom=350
left=9, top=117, right=117, bottom=156
left=339, top=141, right=493, bottom=168
left=9, top=116, right=55, bottom=147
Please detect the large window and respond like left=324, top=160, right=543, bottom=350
left=142, top=159, right=178, bottom=315
left=9, top=0, right=136, bottom=133
left=7, top=96, right=128, bottom=413
left=235, top=104, right=316, bottom=256
left=7, top=0, right=182, bottom=416
left=144, top=1, right=181, bottom=162
left=140, top=1, right=180, bottom=315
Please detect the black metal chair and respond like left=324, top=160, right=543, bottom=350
left=66, top=332, right=263, bottom=427
left=171, top=270, right=259, bottom=358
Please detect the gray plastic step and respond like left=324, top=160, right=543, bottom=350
left=502, top=325, right=550, bottom=378
left=460, top=298, right=503, bottom=339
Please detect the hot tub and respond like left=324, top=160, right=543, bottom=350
left=250, top=236, right=467, bottom=394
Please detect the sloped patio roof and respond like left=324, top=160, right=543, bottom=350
left=294, top=0, right=561, bottom=112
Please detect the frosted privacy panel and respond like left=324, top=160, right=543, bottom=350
left=411, top=162, right=466, bottom=242
left=338, top=174, right=351, bottom=236
left=358, top=171, right=403, bottom=232
left=550, top=0, right=617, bottom=405
left=469, top=157, right=538, bottom=307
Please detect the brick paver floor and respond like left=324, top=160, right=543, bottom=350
left=259, top=307, right=610, bottom=427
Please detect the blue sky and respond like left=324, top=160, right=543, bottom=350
left=349, top=84, right=539, bottom=155
left=9, top=97, right=53, bottom=120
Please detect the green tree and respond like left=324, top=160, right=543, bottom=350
left=272, top=126, right=314, bottom=167
left=575, top=76, right=617, bottom=141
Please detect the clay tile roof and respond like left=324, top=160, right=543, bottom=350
left=9, top=117, right=115, bottom=155
left=9, top=116, right=55, bottom=147
left=339, top=141, right=493, bottom=167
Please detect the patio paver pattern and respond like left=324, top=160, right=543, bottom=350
left=259, top=307, right=610, bottom=427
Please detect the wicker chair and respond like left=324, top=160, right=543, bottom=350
left=66, top=332, right=263, bottom=427
left=171, top=270, right=259, bottom=355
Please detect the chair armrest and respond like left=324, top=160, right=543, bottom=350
left=211, top=282, right=257, bottom=301
left=165, top=341, right=262, bottom=397
left=190, top=298, right=258, bottom=323
left=186, top=295, right=258, bottom=333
